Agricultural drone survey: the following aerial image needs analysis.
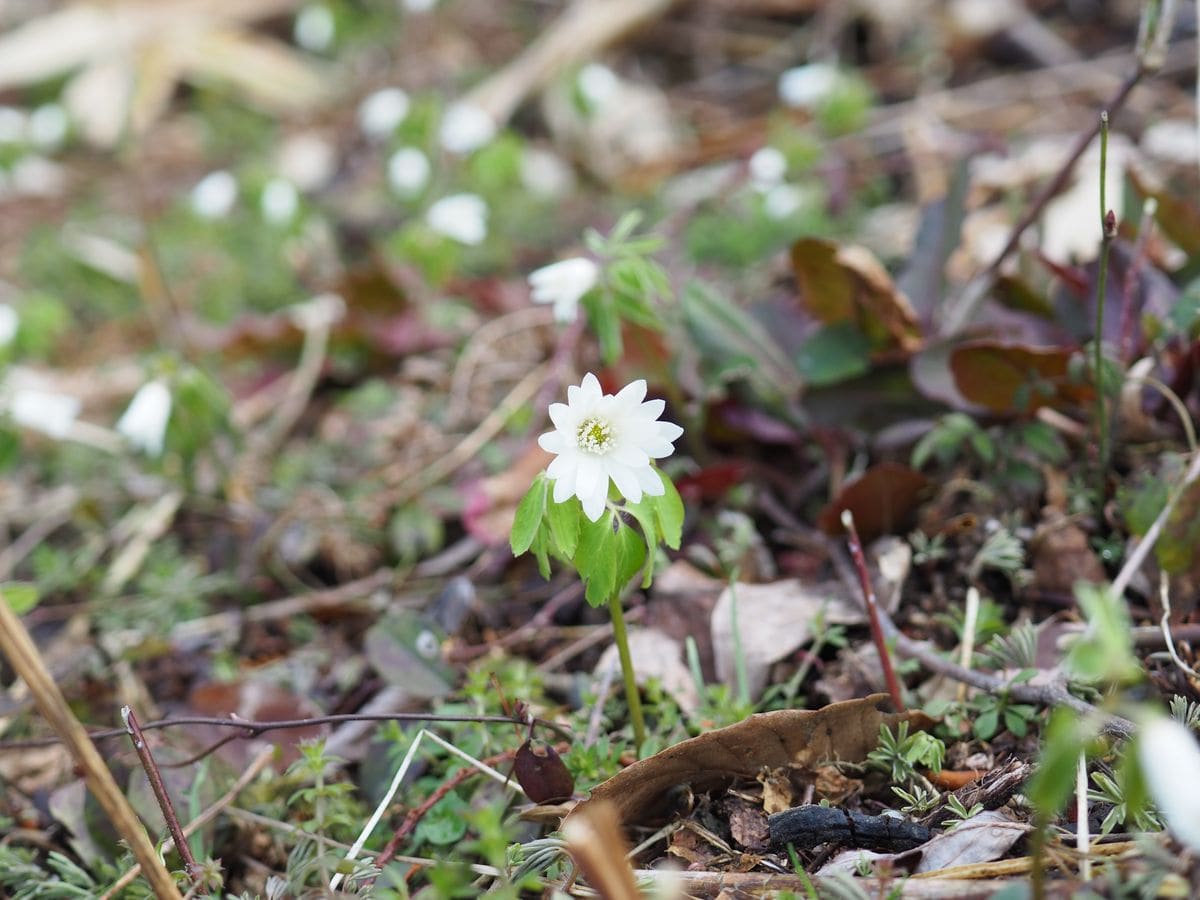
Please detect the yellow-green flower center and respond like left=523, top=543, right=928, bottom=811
left=576, top=416, right=614, bottom=454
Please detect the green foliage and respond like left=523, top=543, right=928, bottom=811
left=1025, top=707, right=1102, bottom=819
left=892, top=783, right=940, bottom=815
left=1065, top=583, right=1142, bottom=685
left=911, top=413, right=995, bottom=470
left=971, top=692, right=1038, bottom=741
left=1169, top=695, right=1200, bottom=731
left=796, top=323, right=872, bottom=387
left=1088, top=756, right=1162, bottom=836
left=867, top=722, right=945, bottom=783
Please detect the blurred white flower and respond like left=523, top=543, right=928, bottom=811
left=289, top=293, right=345, bottom=331
left=11, top=155, right=64, bottom=197
left=426, top=193, right=487, bottom=245
left=764, top=184, right=806, bottom=220
left=191, top=170, right=238, bottom=219
left=0, top=304, right=18, bottom=347
left=116, top=380, right=172, bottom=456
left=438, top=102, right=496, bottom=154
left=8, top=388, right=80, bottom=439
left=358, top=87, right=410, bottom=140
left=261, top=178, right=300, bottom=224
left=748, top=146, right=787, bottom=188
left=778, top=62, right=840, bottom=109
left=538, top=373, right=683, bottom=522
left=278, top=133, right=336, bottom=192
left=294, top=4, right=336, bottom=52
left=1138, top=715, right=1200, bottom=852
left=529, top=257, right=598, bottom=323
left=387, top=146, right=431, bottom=196
left=520, top=147, right=575, bottom=198
left=577, top=63, right=620, bottom=110
left=28, top=104, right=68, bottom=150
left=403, top=0, right=439, bottom=12
left=0, top=107, right=27, bottom=144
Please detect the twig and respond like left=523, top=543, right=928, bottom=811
left=841, top=510, right=905, bottom=711
left=1112, top=449, right=1200, bottom=600
left=122, top=706, right=202, bottom=882
left=1159, top=579, right=1200, bottom=680
left=0, top=591, right=182, bottom=898
left=1076, top=754, right=1091, bottom=881
left=1094, top=111, right=1116, bottom=491
left=0, top=710, right=574, bottom=751
left=941, top=70, right=1141, bottom=335
left=100, top=747, right=274, bottom=899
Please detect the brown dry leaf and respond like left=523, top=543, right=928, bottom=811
left=1030, top=515, right=1105, bottom=595
left=710, top=578, right=865, bottom=697
left=574, top=694, right=933, bottom=827
left=813, top=765, right=863, bottom=805
left=949, top=341, right=1092, bottom=414
left=726, top=796, right=771, bottom=851
left=757, top=767, right=794, bottom=815
left=791, top=237, right=922, bottom=353
left=817, top=462, right=930, bottom=540
left=0, top=0, right=327, bottom=147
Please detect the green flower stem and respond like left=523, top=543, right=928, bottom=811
left=607, top=592, right=646, bottom=753
left=1095, top=110, right=1114, bottom=502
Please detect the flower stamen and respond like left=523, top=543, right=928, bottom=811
left=576, top=416, right=614, bottom=453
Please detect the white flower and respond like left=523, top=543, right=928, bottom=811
left=528, top=257, right=598, bottom=323
left=1138, top=715, right=1200, bottom=851
left=294, top=4, right=336, bottom=52
left=278, top=133, right=336, bottom=192
left=521, top=147, right=574, bottom=198
left=8, top=388, right=79, bottom=439
left=116, top=380, right=172, bottom=456
left=538, top=373, right=684, bottom=521
left=0, top=303, right=18, bottom=347
left=191, top=170, right=238, bottom=219
left=778, top=62, right=840, bottom=109
left=763, top=184, right=807, bottom=220
left=0, top=107, right=27, bottom=144
left=358, top=87, right=410, bottom=140
left=403, top=0, right=438, bottom=12
left=438, top=102, right=496, bottom=154
left=426, top=193, right=487, bottom=245
left=387, top=146, right=431, bottom=196
left=577, top=63, right=620, bottom=110
left=28, top=104, right=68, bottom=150
left=748, top=146, right=786, bottom=188
left=260, top=177, right=300, bottom=224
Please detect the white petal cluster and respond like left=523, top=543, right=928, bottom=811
left=439, top=102, right=496, bottom=154
left=260, top=178, right=300, bottom=225
left=1138, top=715, right=1200, bottom=852
left=191, top=170, right=238, bottom=219
left=8, top=388, right=80, bottom=439
left=387, top=147, right=431, bottom=196
left=116, top=380, right=172, bottom=457
left=528, top=257, right=598, bottom=323
left=538, top=373, right=684, bottom=521
left=748, top=146, right=787, bottom=188
left=778, top=62, right=840, bottom=109
left=426, top=193, right=487, bottom=245
left=358, top=88, right=410, bottom=140
left=294, top=4, right=336, bottom=52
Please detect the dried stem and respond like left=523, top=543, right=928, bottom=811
left=122, top=706, right=202, bottom=883
left=0, top=592, right=182, bottom=898
left=841, top=510, right=905, bottom=711
left=1095, top=111, right=1116, bottom=498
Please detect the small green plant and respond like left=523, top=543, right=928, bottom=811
left=971, top=691, right=1039, bottom=740
left=979, top=621, right=1039, bottom=672
left=1169, top=695, right=1200, bottom=731
left=911, top=413, right=995, bottom=471
left=968, top=526, right=1025, bottom=581
left=941, top=795, right=984, bottom=827
left=892, top=783, right=940, bottom=816
left=908, top=530, right=948, bottom=566
left=1088, top=765, right=1164, bottom=836
left=868, top=722, right=945, bottom=784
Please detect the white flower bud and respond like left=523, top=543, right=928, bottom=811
left=528, top=257, right=598, bottom=323
left=294, top=4, right=336, bottom=52
left=1139, top=715, right=1200, bottom=852
left=438, top=102, right=496, bottom=154
left=116, top=380, right=172, bottom=456
left=387, top=146, right=431, bottom=196
left=426, top=193, right=487, bottom=245
left=778, top=63, right=840, bottom=109
left=191, top=170, right=238, bottom=219
left=358, top=87, right=410, bottom=140
left=260, top=178, right=300, bottom=225
left=748, top=146, right=787, bottom=188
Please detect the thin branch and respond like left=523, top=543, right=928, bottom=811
left=841, top=510, right=905, bottom=711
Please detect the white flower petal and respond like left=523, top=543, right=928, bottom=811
left=1139, top=715, right=1200, bottom=851
left=9, top=388, right=79, bottom=439
left=580, top=486, right=607, bottom=522
left=191, top=170, right=237, bottom=219
left=749, top=146, right=786, bottom=187
left=609, top=442, right=649, bottom=468
left=637, top=465, right=665, bottom=496
left=528, top=257, right=598, bottom=324
left=439, top=103, right=496, bottom=154
left=614, top=379, right=647, bottom=407
left=635, top=397, right=665, bottom=420
left=551, top=463, right=577, bottom=503
left=116, top=380, right=172, bottom=456
left=538, top=431, right=566, bottom=454
left=579, top=372, right=603, bottom=400
left=425, top=193, right=487, bottom=245
left=778, top=63, right=840, bottom=109
left=608, top=463, right=643, bottom=504
left=387, top=147, right=430, bottom=197
left=358, top=87, right=409, bottom=140
left=575, top=454, right=603, bottom=501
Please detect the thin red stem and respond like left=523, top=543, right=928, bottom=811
left=840, top=512, right=905, bottom=711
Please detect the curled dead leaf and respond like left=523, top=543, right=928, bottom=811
left=573, top=694, right=933, bottom=827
